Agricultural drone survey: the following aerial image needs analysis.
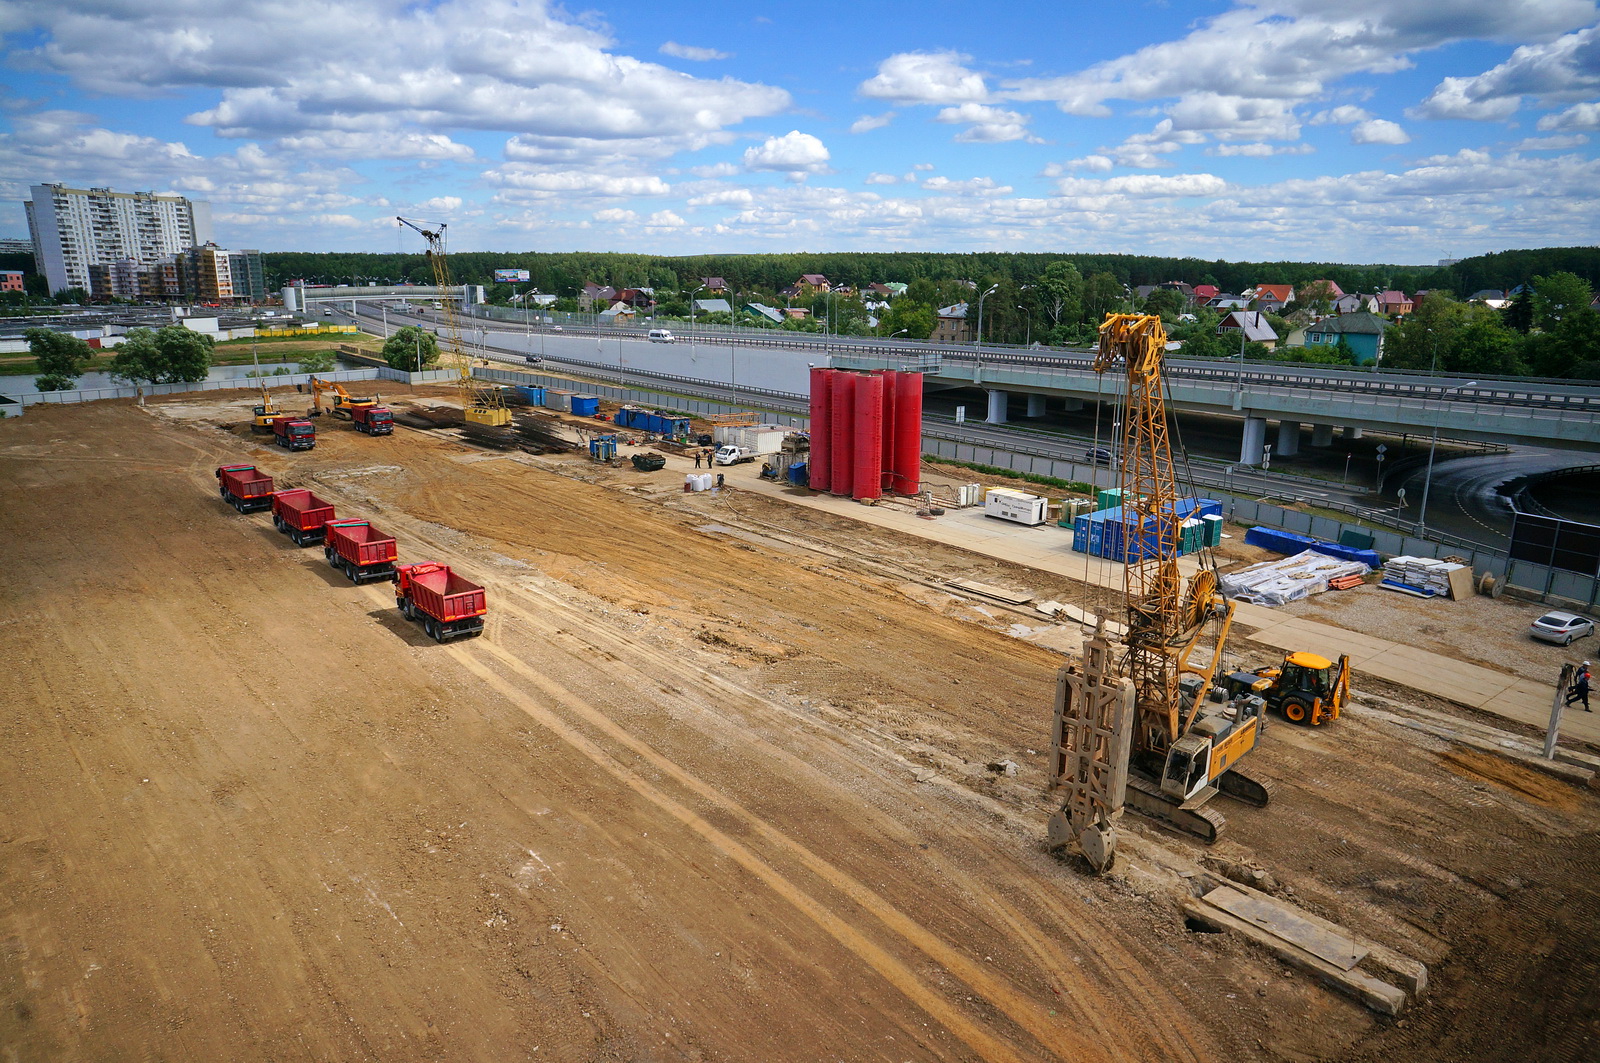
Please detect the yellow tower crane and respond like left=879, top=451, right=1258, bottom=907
left=395, top=216, right=511, bottom=428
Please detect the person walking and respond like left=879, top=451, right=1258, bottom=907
left=693, top=450, right=702, bottom=469
left=1567, top=661, right=1592, bottom=711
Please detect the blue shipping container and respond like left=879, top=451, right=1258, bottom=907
left=572, top=396, right=600, bottom=418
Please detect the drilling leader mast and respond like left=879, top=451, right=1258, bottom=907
left=1049, top=314, right=1271, bottom=872
left=396, top=216, right=510, bottom=428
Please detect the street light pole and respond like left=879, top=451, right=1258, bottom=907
left=1417, top=379, right=1477, bottom=538
left=976, top=283, right=998, bottom=350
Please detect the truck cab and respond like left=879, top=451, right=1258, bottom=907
left=271, top=416, right=316, bottom=450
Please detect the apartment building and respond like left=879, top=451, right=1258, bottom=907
left=24, top=182, right=213, bottom=295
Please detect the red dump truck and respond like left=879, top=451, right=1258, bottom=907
left=216, top=464, right=275, bottom=513
left=271, top=488, right=337, bottom=547
left=350, top=403, right=394, bottom=435
left=324, top=519, right=398, bottom=584
left=271, top=415, right=316, bottom=451
left=395, top=562, right=487, bottom=642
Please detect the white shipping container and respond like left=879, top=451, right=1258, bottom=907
left=713, top=425, right=787, bottom=451
left=983, top=488, right=1048, bottom=526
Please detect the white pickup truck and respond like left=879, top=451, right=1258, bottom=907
left=713, top=444, right=757, bottom=466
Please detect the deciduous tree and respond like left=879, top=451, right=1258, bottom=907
left=27, top=327, right=95, bottom=391
left=109, top=326, right=214, bottom=387
left=381, top=325, right=440, bottom=371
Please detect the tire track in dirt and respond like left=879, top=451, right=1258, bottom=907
left=318, top=456, right=1222, bottom=1063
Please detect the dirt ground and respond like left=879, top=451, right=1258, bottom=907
left=3, top=390, right=1599, bottom=1063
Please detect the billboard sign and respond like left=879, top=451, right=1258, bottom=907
left=494, top=268, right=531, bottom=283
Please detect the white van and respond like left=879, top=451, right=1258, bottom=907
left=647, top=328, right=676, bottom=343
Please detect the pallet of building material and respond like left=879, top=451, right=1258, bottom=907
left=1327, top=574, right=1366, bottom=590
left=1380, top=578, right=1437, bottom=597
left=1219, top=549, right=1370, bottom=606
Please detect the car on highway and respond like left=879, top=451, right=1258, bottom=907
left=1529, top=610, right=1595, bottom=645
left=524, top=355, right=543, bottom=365
left=1085, top=446, right=1114, bottom=465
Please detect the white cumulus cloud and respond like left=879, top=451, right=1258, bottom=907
left=849, top=112, right=895, bottom=134
left=660, top=41, right=730, bottom=61
left=742, top=130, right=831, bottom=177
left=1056, top=173, right=1229, bottom=197
left=934, top=102, right=1041, bottom=143
left=1351, top=119, right=1411, bottom=144
left=858, top=51, right=989, bottom=104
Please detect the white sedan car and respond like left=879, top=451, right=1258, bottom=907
left=1529, top=611, right=1596, bottom=645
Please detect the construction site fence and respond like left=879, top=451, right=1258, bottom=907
left=10, top=366, right=459, bottom=410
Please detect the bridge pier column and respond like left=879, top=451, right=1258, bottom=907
left=1343, top=425, right=1363, bottom=440
left=1277, top=420, right=1302, bottom=457
left=1026, top=394, right=1047, bottom=418
left=1311, top=423, right=1334, bottom=447
left=1240, top=416, right=1267, bottom=465
left=985, top=390, right=1009, bottom=424
left=1062, top=398, right=1083, bottom=412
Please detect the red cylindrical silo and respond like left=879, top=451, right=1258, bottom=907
left=808, top=367, right=831, bottom=492
left=853, top=372, right=884, bottom=501
left=892, top=370, right=923, bottom=495
left=878, top=371, right=898, bottom=494
left=829, top=371, right=855, bottom=497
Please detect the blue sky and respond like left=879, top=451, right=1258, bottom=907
left=2, top=0, right=1598, bottom=263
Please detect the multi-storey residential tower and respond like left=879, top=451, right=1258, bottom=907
left=24, top=183, right=212, bottom=295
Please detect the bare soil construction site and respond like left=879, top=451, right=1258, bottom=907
left=4, top=387, right=1600, bottom=1062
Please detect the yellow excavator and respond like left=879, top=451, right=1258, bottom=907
left=247, top=338, right=280, bottom=432
left=309, top=376, right=373, bottom=419
left=251, top=385, right=281, bottom=433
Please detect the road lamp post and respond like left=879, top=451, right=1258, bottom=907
left=1417, top=379, right=1477, bottom=538
left=1017, top=305, right=1030, bottom=347
left=975, top=284, right=998, bottom=350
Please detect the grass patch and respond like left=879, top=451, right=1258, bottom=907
left=927, top=456, right=1094, bottom=495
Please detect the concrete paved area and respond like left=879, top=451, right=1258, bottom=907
left=705, top=461, right=1598, bottom=746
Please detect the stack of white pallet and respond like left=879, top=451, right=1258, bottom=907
left=1382, top=556, right=1462, bottom=597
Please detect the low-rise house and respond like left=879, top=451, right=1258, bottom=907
left=615, top=287, right=655, bottom=308
left=933, top=302, right=972, bottom=345
left=1218, top=310, right=1278, bottom=349
left=693, top=298, right=732, bottom=315
left=1468, top=289, right=1510, bottom=309
left=580, top=282, right=617, bottom=310
left=1333, top=293, right=1378, bottom=314
left=782, top=306, right=811, bottom=320
left=1377, top=290, right=1413, bottom=316
left=598, top=303, right=636, bottom=323
left=744, top=302, right=784, bottom=324
left=699, top=276, right=728, bottom=293
left=865, top=282, right=895, bottom=298
left=1249, top=284, right=1295, bottom=312
left=1191, top=283, right=1219, bottom=303
left=1302, top=311, right=1390, bottom=365
left=1209, top=293, right=1250, bottom=310
left=0, top=270, right=23, bottom=293
left=794, top=274, right=829, bottom=297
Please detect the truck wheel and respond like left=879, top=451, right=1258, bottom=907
left=424, top=618, right=440, bottom=641
left=219, top=486, right=229, bottom=499
left=344, top=561, right=356, bottom=581
left=1281, top=696, right=1312, bottom=725
left=401, top=599, right=415, bottom=620
left=328, top=552, right=340, bottom=569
